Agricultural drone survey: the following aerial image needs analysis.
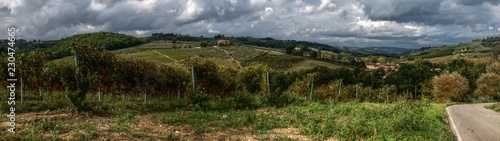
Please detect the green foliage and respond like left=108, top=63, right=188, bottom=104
left=433, top=72, right=469, bottom=102
left=35, top=118, right=69, bottom=135
left=115, top=110, right=139, bottom=125
left=386, top=60, right=438, bottom=96
left=475, top=73, right=500, bottom=97
left=187, top=58, right=235, bottom=97
left=217, top=91, right=258, bottom=110
left=158, top=65, right=190, bottom=96
left=259, top=92, right=304, bottom=108
left=309, top=50, right=318, bottom=58
left=19, top=51, right=47, bottom=92
left=284, top=101, right=451, bottom=140
left=479, top=36, right=500, bottom=47
left=285, top=47, right=294, bottom=54
left=69, top=74, right=95, bottom=111
left=486, top=103, right=500, bottom=112
left=42, top=32, right=149, bottom=59
left=236, top=64, right=269, bottom=93
left=447, top=59, right=486, bottom=93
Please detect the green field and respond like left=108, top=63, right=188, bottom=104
left=287, top=60, right=343, bottom=72
left=118, top=50, right=174, bottom=64
left=155, top=49, right=194, bottom=60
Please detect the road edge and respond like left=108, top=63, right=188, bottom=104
left=446, top=106, right=462, bottom=141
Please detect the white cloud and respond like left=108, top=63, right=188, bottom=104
left=177, top=0, right=204, bottom=22
left=208, top=29, right=220, bottom=34
left=0, top=0, right=499, bottom=48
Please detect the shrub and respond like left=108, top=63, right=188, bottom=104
left=474, top=73, right=500, bottom=98
left=432, top=71, right=469, bottom=102
left=486, top=103, right=500, bottom=112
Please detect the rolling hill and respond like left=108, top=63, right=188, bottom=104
left=404, top=36, right=500, bottom=64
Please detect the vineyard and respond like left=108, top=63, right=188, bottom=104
left=182, top=47, right=231, bottom=59
left=131, top=40, right=197, bottom=49
left=112, top=40, right=198, bottom=54
left=203, top=57, right=241, bottom=70
left=221, top=46, right=265, bottom=61
left=242, top=54, right=305, bottom=70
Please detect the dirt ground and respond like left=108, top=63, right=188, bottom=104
left=5, top=110, right=338, bottom=141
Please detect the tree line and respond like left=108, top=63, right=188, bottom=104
left=1, top=47, right=498, bottom=109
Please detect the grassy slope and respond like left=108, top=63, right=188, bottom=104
left=155, top=49, right=194, bottom=60
left=407, top=39, right=496, bottom=63
left=0, top=91, right=452, bottom=140
left=118, top=50, right=174, bottom=64
left=287, top=59, right=342, bottom=72
left=426, top=55, right=491, bottom=64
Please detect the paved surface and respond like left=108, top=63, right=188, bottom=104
left=446, top=103, right=500, bottom=141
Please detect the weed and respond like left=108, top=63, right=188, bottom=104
left=486, top=103, right=500, bottom=112
left=165, top=132, right=181, bottom=140
left=115, top=110, right=139, bottom=125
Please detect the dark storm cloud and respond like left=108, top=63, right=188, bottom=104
left=363, top=0, right=441, bottom=22
left=456, top=0, right=500, bottom=6
left=1, top=0, right=499, bottom=48
left=362, top=0, right=499, bottom=27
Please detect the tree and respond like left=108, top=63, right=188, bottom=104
left=377, top=56, right=387, bottom=63
left=474, top=73, right=500, bottom=97
left=292, top=50, right=303, bottom=56
left=172, top=37, right=177, bottom=45
left=400, top=56, right=406, bottom=61
left=432, top=71, right=469, bottom=102
left=285, top=47, right=293, bottom=54
left=20, top=51, right=47, bottom=94
left=486, top=61, right=500, bottom=75
left=310, top=50, right=318, bottom=58
left=236, top=64, right=268, bottom=93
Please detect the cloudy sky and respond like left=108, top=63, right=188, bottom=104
left=1, top=0, right=500, bottom=48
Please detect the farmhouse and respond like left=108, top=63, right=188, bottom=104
left=217, top=40, right=231, bottom=46
left=365, top=63, right=399, bottom=71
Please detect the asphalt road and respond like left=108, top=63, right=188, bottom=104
left=446, top=103, right=500, bottom=141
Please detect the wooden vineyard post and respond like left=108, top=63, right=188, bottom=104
left=191, top=65, right=195, bottom=94
left=266, top=71, right=270, bottom=95
left=310, top=77, right=314, bottom=101
left=98, top=87, right=101, bottom=102
left=356, top=85, right=358, bottom=99
left=338, top=81, right=342, bottom=101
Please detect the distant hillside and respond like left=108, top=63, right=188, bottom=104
left=41, top=32, right=149, bottom=59
left=404, top=36, right=500, bottom=63
left=353, top=47, right=412, bottom=55
left=150, top=33, right=344, bottom=53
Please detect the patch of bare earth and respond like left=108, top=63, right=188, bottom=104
left=200, top=127, right=339, bottom=140
left=11, top=110, right=339, bottom=140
